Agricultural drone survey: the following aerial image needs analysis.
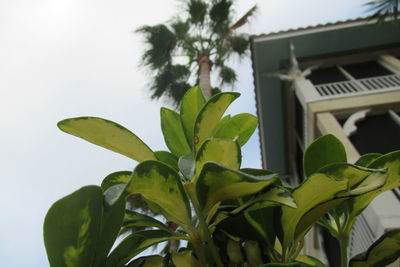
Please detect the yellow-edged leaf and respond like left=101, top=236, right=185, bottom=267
left=194, top=92, right=239, bottom=151
left=58, top=117, right=156, bottom=162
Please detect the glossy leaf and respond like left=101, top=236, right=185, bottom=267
left=233, top=186, right=297, bottom=214
left=347, top=151, right=400, bottom=221
left=317, top=163, right=380, bottom=190
left=104, top=184, right=127, bottom=206
left=350, top=229, right=400, bottom=267
left=105, top=230, right=176, bottom=267
left=126, top=255, right=164, bottom=267
left=126, top=161, right=192, bottom=229
left=58, top=117, right=156, bottom=162
left=160, top=107, right=191, bottom=157
left=44, top=186, right=103, bottom=267
left=196, top=162, right=278, bottom=215
left=178, top=153, right=195, bottom=180
left=355, top=153, right=382, bottom=167
left=194, top=92, right=240, bottom=151
left=94, top=190, right=126, bottom=266
left=123, top=210, right=171, bottom=232
left=101, top=171, right=132, bottom=191
left=180, top=86, right=206, bottom=146
left=303, top=134, right=347, bottom=177
left=281, top=172, right=349, bottom=249
left=213, top=113, right=258, bottom=146
left=155, top=150, right=179, bottom=170
left=172, top=251, right=202, bottom=267
left=195, top=138, right=241, bottom=179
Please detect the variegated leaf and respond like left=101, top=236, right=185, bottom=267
left=194, top=138, right=241, bottom=180
left=44, top=186, right=103, bottom=267
left=105, top=230, right=176, bottom=267
left=58, top=117, right=156, bottom=162
left=303, top=134, right=347, bottom=178
left=194, top=92, right=239, bottom=151
left=126, top=161, right=192, bottom=229
left=101, top=171, right=132, bottom=191
left=213, top=113, right=258, bottom=146
left=160, top=108, right=191, bottom=157
left=350, top=229, right=400, bottom=267
left=180, top=86, right=206, bottom=146
left=196, top=162, right=278, bottom=215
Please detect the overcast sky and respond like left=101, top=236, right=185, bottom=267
left=0, top=0, right=367, bottom=266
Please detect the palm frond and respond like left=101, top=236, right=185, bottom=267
left=188, top=0, right=208, bottom=25
left=229, top=4, right=257, bottom=30
left=150, top=64, right=192, bottom=105
left=219, top=65, right=237, bottom=85
left=209, top=0, right=233, bottom=34
left=365, top=0, right=399, bottom=20
left=137, top=24, right=177, bottom=69
left=228, top=35, right=248, bottom=55
left=171, top=20, right=190, bottom=40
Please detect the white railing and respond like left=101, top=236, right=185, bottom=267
left=314, top=74, right=400, bottom=98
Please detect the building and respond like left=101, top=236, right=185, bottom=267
left=250, top=18, right=400, bottom=265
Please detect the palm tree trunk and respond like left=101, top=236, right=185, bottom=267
left=198, top=55, right=212, bottom=100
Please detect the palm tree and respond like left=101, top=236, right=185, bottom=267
left=137, top=0, right=256, bottom=105
left=365, top=0, right=399, bottom=21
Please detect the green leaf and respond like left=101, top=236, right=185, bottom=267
left=232, top=186, right=297, bottom=214
left=195, top=138, right=241, bottom=179
left=196, top=162, right=278, bottom=215
left=94, top=190, right=126, bottom=266
left=172, top=251, right=202, bottom=267
left=281, top=172, right=349, bottom=250
left=178, top=153, right=195, bottom=180
left=58, top=117, right=156, bottom=162
left=194, top=92, right=240, bottom=151
left=180, top=86, right=206, bottom=146
left=213, top=113, right=258, bottom=146
left=260, top=263, right=314, bottom=267
left=101, top=171, right=132, bottom=191
left=126, top=255, right=164, bottom=267
left=123, top=210, right=171, bottom=232
left=216, top=211, right=262, bottom=242
left=296, top=255, right=327, bottom=267
left=348, top=150, right=400, bottom=218
left=355, top=153, right=382, bottom=167
left=350, top=229, right=400, bottom=267
left=155, top=150, right=179, bottom=170
left=103, top=184, right=127, bottom=206
left=160, top=108, right=191, bottom=157
left=244, top=241, right=264, bottom=267
left=227, top=238, right=244, bottom=263
left=244, top=203, right=279, bottom=248
left=106, top=230, right=176, bottom=267
left=126, top=161, right=192, bottom=229
left=44, top=186, right=103, bottom=267
left=303, top=134, right=347, bottom=177
left=317, top=163, right=379, bottom=189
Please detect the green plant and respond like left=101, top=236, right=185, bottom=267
left=44, top=86, right=400, bottom=267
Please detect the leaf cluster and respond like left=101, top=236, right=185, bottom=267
left=44, top=87, right=400, bottom=267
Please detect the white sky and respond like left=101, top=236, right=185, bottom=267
left=0, top=0, right=366, bottom=266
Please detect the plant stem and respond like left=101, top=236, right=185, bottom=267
left=339, top=235, right=349, bottom=267
left=185, top=184, right=224, bottom=267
